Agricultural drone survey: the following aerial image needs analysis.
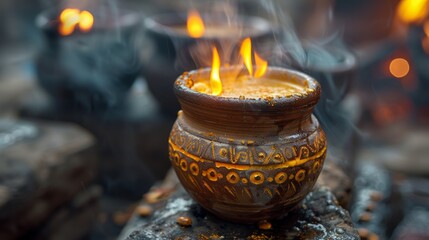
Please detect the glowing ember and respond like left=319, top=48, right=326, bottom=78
left=389, top=58, right=410, bottom=78
left=59, top=8, right=94, bottom=36
left=210, top=47, right=222, bottom=96
left=397, top=0, right=428, bottom=24
left=187, top=10, right=205, bottom=38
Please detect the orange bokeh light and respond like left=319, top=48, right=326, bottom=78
left=397, top=0, right=428, bottom=24
left=59, top=8, right=94, bottom=36
left=78, top=11, right=94, bottom=32
left=389, top=58, right=410, bottom=78
left=187, top=10, right=205, bottom=38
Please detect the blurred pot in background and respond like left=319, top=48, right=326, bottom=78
left=35, top=8, right=143, bottom=112
left=141, top=9, right=275, bottom=116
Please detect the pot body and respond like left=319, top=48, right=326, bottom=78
left=168, top=67, right=327, bottom=222
left=169, top=113, right=326, bottom=223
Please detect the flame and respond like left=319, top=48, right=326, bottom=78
left=203, top=39, right=268, bottom=96
left=59, top=8, right=94, bottom=36
left=254, top=52, right=268, bottom=78
left=78, top=11, right=94, bottom=32
left=239, top=37, right=268, bottom=78
left=187, top=10, right=205, bottom=38
left=240, top=38, right=253, bottom=76
left=389, top=58, right=410, bottom=78
left=210, top=47, right=222, bottom=95
left=397, top=0, right=428, bottom=24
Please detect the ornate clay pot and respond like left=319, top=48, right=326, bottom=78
left=168, top=67, right=327, bottom=223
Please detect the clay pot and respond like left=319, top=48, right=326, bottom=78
left=35, top=9, right=142, bottom=112
left=168, top=67, right=327, bottom=223
left=141, top=13, right=274, bottom=116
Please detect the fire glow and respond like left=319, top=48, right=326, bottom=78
left=397, top=0, right=428, bottom=24
left=208, top=38, right=268, bottom=96
left=59, top=8, right=94, bottom=36
left=187, top=10, right=205, bottom=38
left=210, top=47, right=222, bottom=96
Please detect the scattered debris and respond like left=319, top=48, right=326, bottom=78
left=176, top=216, right=192, bottom=227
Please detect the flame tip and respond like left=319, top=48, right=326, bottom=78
left=210, top=47, right=222, bottom=95
left=239, top=37, right=268, bottom=78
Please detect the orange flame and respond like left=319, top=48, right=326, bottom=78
left=397, top=0, right=428, bottom=24
left=59, top=8, right=94, bottom=36
left=240, top=38, right=253, bottom=76
left=78, top=11, right=94, bottom=32
left=210, top=47, right=222, bottom=96
left=205, top=39, right=268, bottom=96
left=239, top=37, right=268, bottom=78
left=187, top=10, right=205, bottom=38
left=254, top=52, right=268, bottom=78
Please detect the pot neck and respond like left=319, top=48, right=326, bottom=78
left=178, top=102, right=316, bottom=137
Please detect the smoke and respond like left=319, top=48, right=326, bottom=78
left=259, top=0, right=359, bottom=155
left=144, top=0, right=360, bottom=166
left=212, top=0, right=359, bottom=157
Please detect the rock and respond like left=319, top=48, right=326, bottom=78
left=0, top=119, right=97, bottom=239
left=350, top=163, right=391, bottom=240
left=316, top=160, right=352, bottom=208
left=391, top=208, right=429, bottom=240
left=0, top=157, right=35, bottom=219
left=119, top=161, right=356, bottom=240
left=121, top=186, right=358, bottom=240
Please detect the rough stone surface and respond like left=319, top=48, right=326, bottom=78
left=316, top=161, right=352, bottom=208
left=0, top=119, right=97, bottom=239
left=19, top=85, right=173, bottom=198
left=123, top=187, right=358, bottom=240
left=392, top=207, right=429, bottom=240
left=350, top=163, right=391, bottom=240
left=120, top=164, right=358, bottom=240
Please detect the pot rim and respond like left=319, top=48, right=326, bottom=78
left=144, top=12, right=272, bottom=40
left=174, top=66, right=321, bottom=112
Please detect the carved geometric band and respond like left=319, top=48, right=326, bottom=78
left=169, top=139, right=327, bottom=171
